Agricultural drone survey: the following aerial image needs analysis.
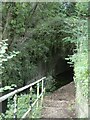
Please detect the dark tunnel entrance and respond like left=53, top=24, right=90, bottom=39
left=52, top=57, right=74, bottom=89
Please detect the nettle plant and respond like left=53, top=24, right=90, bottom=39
left=0, top=39, right=19, bottom=92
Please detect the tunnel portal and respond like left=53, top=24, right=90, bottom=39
left=52, top=57, right=74, bottom=88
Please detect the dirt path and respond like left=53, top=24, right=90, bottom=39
left=41, top=82, right=76, bottom=118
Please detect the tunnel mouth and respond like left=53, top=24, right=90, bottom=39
left=55, top=66, right=74, bottom=89
left=52, top=58, right=74, bottom=90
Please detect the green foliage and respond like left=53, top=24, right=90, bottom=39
left=45, top=76, right=56, bottom=93
left=68, top=19, right=88, bottom=99
left=1, top=2, right=89, bottom=119
left=2, top=3, right=76, bottom=87
left=2, top=3, right=32, bottom=37
left=75, top=2, right=88, bottom=17
left=31, top=101, right=42, bottom=118
left=0, top=39, right=8, bottom=75
left=2, top=94, right=30, bottom=118
left=1, top=2, right=88, bottom=94
left=0, top=93, right=41, bottom=119
left=0, top=39, right=19, bottom=92
left=0, top=84, right=17, bottom=93
left=2, top=52, right=38, bottom=87
left=0, top=39, right=19, bottom=72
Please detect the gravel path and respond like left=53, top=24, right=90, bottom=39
left=41, top=82, right=76, bottom=118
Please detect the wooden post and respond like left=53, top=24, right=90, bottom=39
left=14, top=94, right=17, bottom=120
left=37, top=82, right=39, bottom=108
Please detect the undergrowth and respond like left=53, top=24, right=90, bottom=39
left=0, top=93, right=43, bottom=119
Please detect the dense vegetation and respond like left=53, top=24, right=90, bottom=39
left=1, top=2, right=77, bottom=87
left=0, top=2, right=88, bottom=118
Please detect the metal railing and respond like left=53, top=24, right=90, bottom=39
left=0, top=77, right=46, bottom=119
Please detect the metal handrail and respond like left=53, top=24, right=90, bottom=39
left=0, top=77, right=46, bottom=119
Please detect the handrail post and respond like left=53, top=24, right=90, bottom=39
left=14, top=94, right=17, bottom=120
left=30, top=87, right=32, bottom=108
left=41, top=79, right=45, bottom=105
left=29, top=86, right=32, bottom=118
left=37, top=82, right=39, bottom=108
left=41, top=79, right=44, bottom=106
left=42, top=79, right=44, bottom=94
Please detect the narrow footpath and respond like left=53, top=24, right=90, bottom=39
left=41, top=82, right=76, bottom=118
